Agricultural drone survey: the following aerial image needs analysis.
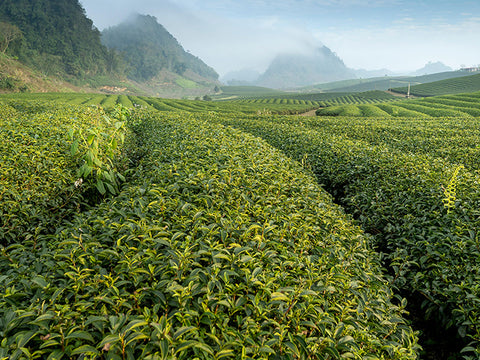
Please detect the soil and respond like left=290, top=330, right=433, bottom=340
left=298, top=109, right=318, bottom=116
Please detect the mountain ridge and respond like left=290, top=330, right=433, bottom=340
left=0, top=0, right=122, bottom=78
left=101, top=14, right=218, bottom=84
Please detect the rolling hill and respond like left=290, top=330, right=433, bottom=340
left=391, top=73, right=480, bottom=96
left=303, top=70, right=480, bottom=93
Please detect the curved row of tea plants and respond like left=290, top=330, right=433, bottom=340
left=315, top=105, right=392, bottom=117
left=0, top=93, right=321, bottom=115
left=238, top=91, right=397, bottom=109
left=391, top=73, right=480, bottom=96
left=316, top=91, right=480, bottom=118
left=0, top=109, right=420, bottom=359
left=297, top=116, right=480, bottom=172
left=393, top=102, right=472, bottom=117
left=217, top=115, right=480, bottom=358
left=0, top=101, right=128, bottom=246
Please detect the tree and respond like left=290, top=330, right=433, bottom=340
left=0, top=22, right=22, bottom=54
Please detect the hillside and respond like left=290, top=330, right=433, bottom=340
left=256, top=46, right=355, bottom=89
left=391, top=73, right=480, bottom=96
left=0, top=0, right=122, bottom=79
left=0, top=3, right=220, bottom=97
left=0, top=54, right=80, bottom=93
left=102, top=14, right=219, bottom=94
left=308, top=70, right=480, bottom=93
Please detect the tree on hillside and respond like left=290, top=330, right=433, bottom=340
left=0, top=0, right=124, bottom=77
left=0, top=22, right=22, bottom=54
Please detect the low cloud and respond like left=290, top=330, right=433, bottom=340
left=81, top=0, right=323, bottom=76
left=80, top=0, right=480, bottom=76
left=315, top=17, right=480, bottom=72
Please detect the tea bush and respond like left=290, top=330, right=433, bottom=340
left=219, top=115, right=480, bottom=357
left=0, top=109, right=420, bottom=359
left=0, top=101, right=126, bottom=246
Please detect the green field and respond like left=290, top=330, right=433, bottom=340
left=303, top=70, right=480, bottom=93
left=391, top=73, right=480, bottom=96
left=1, top=90, right=480, bottom=359
left=316, top=91, right=480, bottom=118
left=217, top=86, right=284, bottom=99
left=0, top=92, right=322, bottom=115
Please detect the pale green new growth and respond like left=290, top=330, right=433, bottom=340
left=442, top=164, right=464, bottom=213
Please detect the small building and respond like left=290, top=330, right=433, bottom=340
left=460, top=67, right=480, bottom=72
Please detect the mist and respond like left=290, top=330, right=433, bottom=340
left=80, top=0, right=480, bottom=77
left=81, top=0, right=323, bottom=77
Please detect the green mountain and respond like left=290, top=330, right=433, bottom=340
left=0, top=0, right=122, bottom=78
left=101, top=14, right=218, bottom=84
left=257, top=46, right=355, bottom=89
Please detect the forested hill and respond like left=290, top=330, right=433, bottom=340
left=101, top=14, right=219, bottom=83
left=0, top=0, right=123, bottom=78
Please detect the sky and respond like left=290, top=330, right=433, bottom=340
left=79, top=0, right=480, bottom=77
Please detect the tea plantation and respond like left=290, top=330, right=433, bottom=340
left=0, top=101, right=421, bottom=359
left=316, top=91, right=480, bottom=118
left=1, top=91, right=480, bottom=359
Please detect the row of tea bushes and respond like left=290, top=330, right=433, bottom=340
left=218, top=115, right=480, bottom=357
left=298, top=116, right=480, bottom=172
left=0, top=101, right=125, bottom=246
left=315, top=91, right=480, bottom=119
left=0, top=110, right=420, bottom=359
left=0, top=93, right=318, bottom=116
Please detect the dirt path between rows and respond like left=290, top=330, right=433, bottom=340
left=298, top=109, right=318, bottom=116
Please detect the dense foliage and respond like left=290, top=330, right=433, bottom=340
left=217, top=114, right=480, bottom=358
left=3, top=87, right=480, bottom=358
left=0, top=0, right=123, bottom=78
left=0, top=102, right=126, bottom=246
left=0, top=102, right=421, bottom=359
left=101, top=14, right=218, bottom=82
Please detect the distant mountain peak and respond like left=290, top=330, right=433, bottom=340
left=414, top=61, right=452, bottom=75
left=256, top=45, right=355, bottom=89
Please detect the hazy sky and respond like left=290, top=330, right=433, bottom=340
left=80, top=0, right=480, bottom=76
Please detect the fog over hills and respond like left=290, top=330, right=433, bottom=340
left=80, top=0, right=480, bottom=79
left=101, top=14, right=218, bottom=83
left=256, top=46, right=355, bottom=89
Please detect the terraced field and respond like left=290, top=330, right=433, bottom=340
left=2, top=89, right=480, bottom=359
left=316, top=91, right=480, bottom=118
left=392, top=73, right=480, bottom=96
left=234, top=90, right=398, bottom=108
left=0, top=92, right=319, bottom=115
left=0, top=99, right=420, bottom=359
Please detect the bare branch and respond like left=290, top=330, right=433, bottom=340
left=0, top=22, right=22, bottom=53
